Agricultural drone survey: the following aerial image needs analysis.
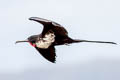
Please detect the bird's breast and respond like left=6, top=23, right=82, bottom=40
left=35, top=33, right=55, bottom=49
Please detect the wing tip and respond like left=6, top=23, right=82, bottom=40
left=29, top=17, right=51, bottom=22
left=51, top=60, right=56, bottom=63
left=29, top=17, right=38, bottom=20
left=49, top=58, right=56, bottom=63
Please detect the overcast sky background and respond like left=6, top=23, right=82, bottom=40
left=0, top=0, right=120, bottom=80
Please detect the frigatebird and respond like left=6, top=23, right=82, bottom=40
left=16, top=17, right=116, bottom=63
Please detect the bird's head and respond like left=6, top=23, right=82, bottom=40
left=15, top=35, right=38, bottom=47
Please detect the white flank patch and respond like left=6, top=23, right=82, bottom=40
left=35, top=33, right=55, bottom=49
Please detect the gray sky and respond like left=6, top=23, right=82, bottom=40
left=0, top=0, right=120, bottom=80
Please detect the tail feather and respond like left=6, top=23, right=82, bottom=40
left=73, top=39, right=117, bottom=45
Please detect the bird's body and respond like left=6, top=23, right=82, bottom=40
left=29, top=31, right=55, bottom=49
left=16, top=17, right=116, bottom=63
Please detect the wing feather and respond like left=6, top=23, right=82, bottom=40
left=29, top=17, right=68, bottom=36
left=35, top=46, right=56, bottom=63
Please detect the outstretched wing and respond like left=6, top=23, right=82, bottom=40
left=29, top=17, right=68, bottom=36
left=35, top=46, right=56, bottom=63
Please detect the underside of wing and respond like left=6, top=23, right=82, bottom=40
left=35, top=46, right=56, bottom=63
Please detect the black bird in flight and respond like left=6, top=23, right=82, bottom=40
left=16, top=17, right=116, bottom=63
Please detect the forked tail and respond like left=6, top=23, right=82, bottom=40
left=73, top=39, right=117, bottom=45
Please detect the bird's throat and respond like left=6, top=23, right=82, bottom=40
left=29, top=42, right=36, bottom=47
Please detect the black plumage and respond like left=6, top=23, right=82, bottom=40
left=35, top=45, right=56, bottom=63
left=16, top=17, right=116, bottom=63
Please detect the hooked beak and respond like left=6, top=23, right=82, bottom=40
left=15, top=40, right=29, bottom=44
